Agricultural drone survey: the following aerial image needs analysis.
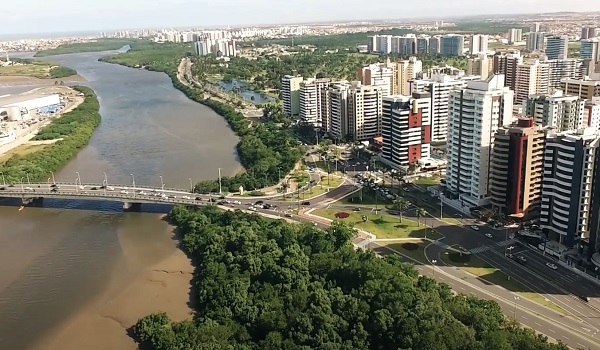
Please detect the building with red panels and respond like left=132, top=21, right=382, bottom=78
left=490, top=118, right=547, bottom=219
left=380, top=92, right=431, bottom=169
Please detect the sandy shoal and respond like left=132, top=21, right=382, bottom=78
left=0, top=74, right=87, bottom=86
left=33, top=249, right=194, bottom=350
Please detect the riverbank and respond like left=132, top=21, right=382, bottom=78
left=0, top=85, right=100, bottom=183
left=100, top=42, right=303, bottom=194
left=33, top=39, right=136, bottom=57
left=29, top=217, right=194, bottom=350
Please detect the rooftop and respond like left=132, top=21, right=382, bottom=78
left=0, top=92, right=59, bottom=107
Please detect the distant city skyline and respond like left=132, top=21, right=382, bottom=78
left=3, top=0, right=600, bottom=36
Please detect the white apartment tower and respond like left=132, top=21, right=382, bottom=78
left=411, top=74, right=480, bottom=143
left=328, top=83, right=350, bottom=140
left=281, top=75, right=303, bottom=117
left=446, top=74, right=514, bottom=209
left=470, top=34, right=489, bottom=55
left=380, top=92, right=432, bottom=169
left=541, top=128, right=600, bottom=247
left=525, top=91, right=585, bottom=132
left=546, top=35, right=569, bottom=60
left=547, top=59, right=584, bottom=89
left=347, top=83, right=383, bottom=141
left=357, top=63, right=394, bottom=97
left=299, top=78, right=331, bottom=127
left=507, top=28, right=523, bottom=44
left=514, top=60, right=550, bottom=104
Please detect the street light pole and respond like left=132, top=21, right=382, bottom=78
left=26, top=173, right=30, bottom=185
left=439, top=194, right=443, bottom=219
left=103, top=172, right=108, bottom=188
left=432, top=259, right=437, bottom=277
left=51, top=171, right=56, bottom=185
left=0, top=171, right=5, bottom=186
left=189, top=178, right=193, bottom=193
left=218, top=168, right=222, bottom=195
left=20, top=177, right=24, bottom=191
left=75, top=172, right=81, bottom=187
left=513, top=296, right=520, bottom=319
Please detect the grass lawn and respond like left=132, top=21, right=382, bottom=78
left=373, top=240, right=428, bottom=263
left=282, top=175, right=344, bottom=201
left=312, top=208, right=441, bottom=240
left=0, top=63, right=51, bottom=78
left=441, top=250, right=571, bottom=316
left=413, top=175, right=441, bottom=187
left=0, top=144, right=48, bottom=164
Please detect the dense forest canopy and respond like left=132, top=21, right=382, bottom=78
left=133, top=206, right=569, bottom=350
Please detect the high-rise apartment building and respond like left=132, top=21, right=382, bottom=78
left=396, top=57, right=423, bottom=95
left=525, top=32, right=546, bottom=52
left=416, top=35, right=429, bottom=54
left=328, top=83, right=350, bottom=140
left=580, top=39, right=600, bottom=61
left=490, top=118, right=546, bottom=218
left=299, top=78, right=331, bottom=127
left=560, top=77, right=600, bottom=100
left=581, top=26, right=599, bottom=40
left=585, top=97, right=600, bottom=130
left=541, top=128, right=600, bottom=247
left=546, top=35, right=569, bottom=60
left=411, top=74, right=480, bottom=143
left=357, top=63, right=394, bottom=97
left=193, top=38, right=237, bottom=57
left=347, top=83, right=383, bottom=141
left=470, top=34, right=489, bottom=55
left=376, top=35, right=392, bottom=54
left=440, top=34, right=465, bottom=56
left=467, top=54, right=492, bottom=79
left=367, top=36, right=378, bottom=53
left=525, top=91, right=585, bottom=132
left=507, top=28, right=523, bottom=44
left=547, top=59, right=584, bottom=89
left=531, top=22, right=541, bottom=32
left=493, top=52, right=522, bottom=91
left=429, top=36, right=441, bottom=55
left=380, top=92, right=432, bottom=169
left=445, top=75, right=514, bottom=209
left=281, top=75, right=304, bottom=117
left=514, top=60, right=550, bottom=104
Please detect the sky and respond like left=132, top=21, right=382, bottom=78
left=3, top=0, right=600, bottom=35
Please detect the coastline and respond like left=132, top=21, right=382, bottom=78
left=30, top=219, right=194, bottom=350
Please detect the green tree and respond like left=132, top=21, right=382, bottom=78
left=392, top=197, right=411, bottom=223
left=415, top=208, right=428, bottom=226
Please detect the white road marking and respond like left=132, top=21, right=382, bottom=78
left=578, top=343, right=586, bottom=348
left=535, top=322, right=542, bottom=327
left=548, top=328, right=555, bottom=333
left=520, top=316, right=528, bottom=320
left=563, top=336, right=569, bottom=340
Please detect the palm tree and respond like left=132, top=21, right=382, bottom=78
left=392, top=198, right=411, bottom=223
left=415, top=208, right=428, bottom=226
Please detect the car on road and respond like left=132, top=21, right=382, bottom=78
left=402, top=187, right=410, bottom=191
left=484, top=233, right=493, bottom=239
left=470, top=225, right=480, bottom=231
left=515, top=256, right=527, bottom=264
left=182, top=195, right=191, bottom=200
left=120, top=190, right=129, bottom=194
left=107, top=186, right=115, bottom=191
left=255, top=200, right=264, bottom=205
left=301, top=201, right=311, bottom=205
left=285, top=213, right=293, bottom=218
left=545, top=262, right=558, bottom=270
left=579, top=295, right=590, bottom=303
left=353, top=207, right=361, bottom=211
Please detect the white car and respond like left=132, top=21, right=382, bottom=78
left=470, top=225, right=480, bottom=231
left=182, top=195, right=191, bottom=200
left=484, top=233, right=493, bottom=239
left=120, top=190, right=129, bottom=194
left=546, top=263, right=558, bottom=270
left=107, top=186, right=115, bottom=191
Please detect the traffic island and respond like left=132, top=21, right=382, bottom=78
left=440, top=247, right=572, bottom=317
left=369, top=240, right=428, bottom=264
left=311, top=209, right=441, bottom=240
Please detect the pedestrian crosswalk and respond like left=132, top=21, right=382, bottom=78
left=469, top=239, right=518, bottom=254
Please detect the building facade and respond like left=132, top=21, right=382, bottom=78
left=541, top=128, right=600, bottom=248
left=440, top=34, right=465, bottom=56
left=470, top=34, right=489, bottom=55
left=545, top=35, right=569, bottom=60
left=493, top=52, right=522, bottom=92
left=281, top=75, right=303, bottom=117
left=467, top=54, right=492, bottom=79
left=547, top=59, right=584, bottom=89
left=525, top=32, right=545, bottom=52
left=299, top=78, right=331, bottom=126
left=560, top=77, right=600, bottom=100
left=490, top=118, right=546, bottom=218
left=445, top=75, right=514, bottom=209
left=380, top=92, right=431, bottom=169
left=514, top=60, right=550, bottom=104
left=580, top=39, right=600, bottom=61
left=525, top=91, right=585, bottom=132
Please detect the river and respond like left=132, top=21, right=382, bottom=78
left=0, top=50, right=242, bottom=349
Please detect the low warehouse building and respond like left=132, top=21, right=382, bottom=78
left=0, top=93, right=61, bottom=121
